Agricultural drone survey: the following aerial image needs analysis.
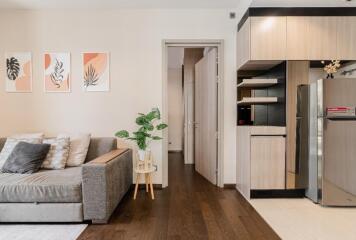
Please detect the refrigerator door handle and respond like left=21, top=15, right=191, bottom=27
left=295, top=119, right=301, bottom=174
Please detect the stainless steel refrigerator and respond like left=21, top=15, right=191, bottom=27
left=298, top=78, right=356, bottom=206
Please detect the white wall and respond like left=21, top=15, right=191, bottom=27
left=335, top=62, right=356, bottom=78
left=309, top=68, right=325, bottom=83
left=167, top=67, right=184, bottom=151
left=168, top=48, right=184, bottom=151
left=309, top=61, right=356, bottom=83
left=0, top=8, right=240, bottom=184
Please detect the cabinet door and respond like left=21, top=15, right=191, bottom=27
left=250, top=17, right=286, bottom=60
left=251, top=136, right=286, bottom=190
left=336, top=17, right=356, bottom=60
left=237, top=18, right=251, bottom=69
left=287, top=17, right=310, bottom=60
left=308, top=17, right=338, bottom=60
left=286, top=61, right=310, bottom=189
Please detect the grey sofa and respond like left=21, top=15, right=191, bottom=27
left=0, top=137, right=132, bottom=224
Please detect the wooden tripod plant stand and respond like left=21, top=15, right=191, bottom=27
left=133, top=150, right=155, bottom=200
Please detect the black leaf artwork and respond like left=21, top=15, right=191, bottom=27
left=50, top=59, right=65, bottom=88
left=84, top=64, right=99, bottom=87
left=6, top=57, right=20, bottom=81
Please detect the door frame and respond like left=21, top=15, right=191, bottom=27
left=162, top=39, right=224, bottom=188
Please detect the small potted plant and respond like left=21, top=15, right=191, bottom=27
left=115, top=108, right=168, bottom=161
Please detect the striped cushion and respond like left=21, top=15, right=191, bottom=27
left=41, top=137, right=70, bottom=169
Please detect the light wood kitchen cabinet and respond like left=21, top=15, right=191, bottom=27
left=250, top=17, right=287, bottom=60
left=336, top=17, right=356, bottom=60
left=286, top=17, right=310, bottom=60
left=236, top=18, right=251, bottom=69
left=251, top=136, right=286, bottom=190
left=236, top=126, right=286, bottom=199
left=237, top=16, right=286, bottom=69
left=286, top=61, right=310, bottom=189
left=237, top=16, right=356, bottom=70
left=308, top=17, right=338, bottom=60
left=287, top=16, right=356, bottom=60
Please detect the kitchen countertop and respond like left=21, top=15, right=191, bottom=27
left=237, top=126, right=286, bottom=136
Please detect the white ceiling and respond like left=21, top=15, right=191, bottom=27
left=1, top=0, right=355, bottom=10
left=251, top=0, right=356, bottom=7
left=0, top=0, right=241, bottom=9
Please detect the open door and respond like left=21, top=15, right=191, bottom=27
left=194, top=48, right=218, bottom=185
left=183, top=49, right=204, bottom=165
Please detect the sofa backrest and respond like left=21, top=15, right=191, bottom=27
left=0, top=138, right=6, bottom=152
left=85, top=137, right=118, bottom=162
left=0, top=137, right=117, bottom=163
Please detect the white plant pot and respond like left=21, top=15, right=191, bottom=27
left=138, top=149, right=150, bottom=161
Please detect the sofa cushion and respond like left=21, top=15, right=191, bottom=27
left=42, top=137, right=70, bottom=169
left=58, top=133, right=91, bottom=167
left=2, top=142, right=51, bottom=174
left=0, top=167, right=82, bottom=203
left=0, top=138, right=7, bottom=152
left=0, top=138, right=43, bottom=169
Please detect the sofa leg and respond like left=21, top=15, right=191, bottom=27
left=92, top=219, right=108, bottom=224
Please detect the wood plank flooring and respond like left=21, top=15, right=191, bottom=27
left=78, top=152, right=280, bottom=240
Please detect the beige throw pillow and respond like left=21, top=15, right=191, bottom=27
left=41, top=137, right=70, bottom=169
left=58, top=133, right=91, bottom=167
left=0, top=138, right=43, bottom=169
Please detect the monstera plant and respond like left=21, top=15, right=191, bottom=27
left=115, top=108, right=168, bottom=160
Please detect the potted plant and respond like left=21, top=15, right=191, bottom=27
left=115, top=108, right=168, bottom=161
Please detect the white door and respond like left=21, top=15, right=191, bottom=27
left=184, top=80, right=194, bottom=163
left=194, top=48, right=218, bottom=185
left=183, top=49, right=204, bottom=165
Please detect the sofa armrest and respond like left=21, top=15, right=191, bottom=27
left=82, top=148, right=132, bottom=224
left=89, top=149, right=129, bottom=164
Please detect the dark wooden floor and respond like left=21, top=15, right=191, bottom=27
left=78, top=152, right=280, bottom=240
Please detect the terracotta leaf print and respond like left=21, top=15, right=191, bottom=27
left=44, top=53, right=70, bottom=92
left=83, top=52, right=109, bottom=92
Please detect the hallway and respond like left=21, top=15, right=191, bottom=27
left=78, top=152, right=280, bottom=240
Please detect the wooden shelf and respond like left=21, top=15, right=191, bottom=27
left=238, top=60, right=283, bottom=71
left=237, top=97, right=280, bottom=106
left=237, top=78, right=279, bottom=88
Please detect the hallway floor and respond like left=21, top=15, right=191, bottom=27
left=78, top=152, right=280, bottom=240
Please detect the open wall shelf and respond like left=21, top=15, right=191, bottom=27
left=237, top=97, right=280, bottom=106
left=237, top=78, right=279, bottom=88
left=237, top=62, right=286, bottom=126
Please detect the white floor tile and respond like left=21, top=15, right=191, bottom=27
left=250, top=198, right=356, bottom=240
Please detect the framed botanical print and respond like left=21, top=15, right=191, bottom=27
left=44, top=52, right=71, bottom=92
left=82, top=52, right=110, bottom=92
left=5, top=52, right=32, bottom=92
